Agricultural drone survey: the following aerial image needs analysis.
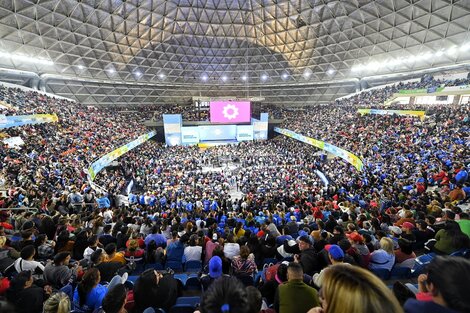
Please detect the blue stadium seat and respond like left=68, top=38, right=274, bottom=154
left=175, top=296, right=201, bottom=307
left=165, top=260, right=184, bottom=272
left=173, top=273, right=188, bottom=286
left=370, top=268, right=391, bottom=280
left=390, top=266, right=411, bottom=279
left=184, top=260, right=202, bottom=273
left=184, top=276, right=201, bottom=290
left=145, top=262, right=165, bottom=271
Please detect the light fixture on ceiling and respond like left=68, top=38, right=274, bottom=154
left=282, top=73, right=289, bottom=79
left=201, top=74, right=208, bottom=81
left=77, top=64, right=84, bottom=70
left=221, top=75, right=228, bottom=82
left=326, top=68, right=336, bottom=75
left=261, top=74, right=268, bottom=81
left=134, top=71, right=142, bottom=77
left=0, top=51, right=53, bottom=65
left=241, top=75, right=247, bottom=81
left=107, top=68, right=115, bottom=74
left=158, top=73, right=165, bottom=79
left=303, top=69, right=312, bottom=79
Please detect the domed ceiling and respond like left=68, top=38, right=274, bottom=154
left=0, top=0, right=469, bottom=106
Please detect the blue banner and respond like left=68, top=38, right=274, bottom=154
left=88, top=130, right=156, bottom=180
left=0, top=113, right=58, bottom=129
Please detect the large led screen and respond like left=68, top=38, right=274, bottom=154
left=210, top=101, right=251, bottom=123
left=199, top=125, right=237, bottom=141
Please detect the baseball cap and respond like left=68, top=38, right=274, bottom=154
left=325, top=244, right=345, bottom=261
left=389, top=226, right=403, bottom=235
left=346, top=232, right=364, bottom=242
left=209, top=256, right=223, bottom=278
left=402, top=222, right=415, bottom=229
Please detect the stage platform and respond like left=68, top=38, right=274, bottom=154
left=197, top=140, right=240, bottom=147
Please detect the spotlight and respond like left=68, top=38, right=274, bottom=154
left=261, top=74, right=268, bottom=81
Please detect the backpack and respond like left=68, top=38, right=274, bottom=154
left=264, top=263, right=280, bottom=282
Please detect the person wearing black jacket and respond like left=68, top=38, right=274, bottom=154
left=294, top=235, right=321, bottom=276
left=6, top=270, right=52, bottom=313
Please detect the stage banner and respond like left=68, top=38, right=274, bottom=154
left=252, top=113, right=269, bottom=140
left=0, top=113, right=58, bottom=129
left=398, top=86, right=444, bottom=94
left=88, top=130, right=156, bottom=181
left=274, top=127, right=363, bottom=171
left=163, top=114, right=182, bottom=146
left=358, top=109, right=425, bottom=120
left=236, top=125, right=254, bottom=141
left=181, top=126, right=200, bottom=145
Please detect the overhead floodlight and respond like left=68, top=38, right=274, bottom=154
left=326, top=68, right=335, bottom=75
left=303, top=68, right=312, bottom=78
left=261, top=74, right=268, bottom=81
left=241, top=75, right=248, bottom=81
left=134, top=71, right=142, bottom=77
left=221, top=75, right=228, bottom=82
left=107, top=68, right=115, bottom=74
left=201, top=74, right=208, bottom=81
left=0, top=51, right=53, bottom=65
left=282, top=73, right=289, bottom=79
left=435, top=50, right=444, bottom=57
left=77, top=65, right=84, bottom=70
left=158, top=73, right=165, bottom=79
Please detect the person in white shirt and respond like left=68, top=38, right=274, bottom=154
left=184, top=234, right=203, bottom=262
left=14, top=245, right=45, bottom=274
left=223, top=234, right=240, bottom=259
left=83, top=235, right=100, bottom=260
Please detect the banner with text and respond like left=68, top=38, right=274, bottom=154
left=274, top=127, right=363, bottom=171
left=357, top=109, right=425, bottom=120
left=398, top=86, right=444, bottom=94
left=0, top=113, right=58, bottom=129
left=88, top=130, right=156, bottom=181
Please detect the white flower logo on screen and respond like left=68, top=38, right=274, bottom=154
left=222, top=104, right=239, bottom=120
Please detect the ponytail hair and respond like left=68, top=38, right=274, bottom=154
left=77, top=268, right=100, bottom=306
left=43, top=292, right=71, bottom=313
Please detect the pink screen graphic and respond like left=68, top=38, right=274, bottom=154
left=210, top=101, right=251, bottom=123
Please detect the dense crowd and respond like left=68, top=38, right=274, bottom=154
left=0, top=76, right=469, bottom=313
